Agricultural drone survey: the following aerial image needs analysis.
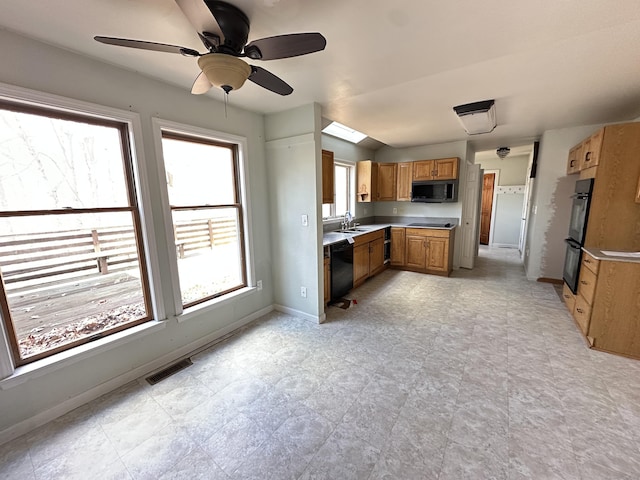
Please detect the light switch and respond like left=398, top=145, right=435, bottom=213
left=301, top=214, right=308, bottom=226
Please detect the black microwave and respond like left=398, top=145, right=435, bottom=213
left=411, top=180, right=458, bottom=203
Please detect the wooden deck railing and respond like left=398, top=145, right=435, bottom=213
left=0, top=218, right=237, bottom=291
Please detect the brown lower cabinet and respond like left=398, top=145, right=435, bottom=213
left=392, top=227, right=454, bottom=276
left=565, top=250, right=640, bottom=359
left=353, top=230, right=385, bottom=288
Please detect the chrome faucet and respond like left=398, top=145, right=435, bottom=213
left=342, top=211, right=353, bottom=230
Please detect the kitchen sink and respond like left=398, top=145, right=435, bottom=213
left=336, top=228, right=367, bottom=233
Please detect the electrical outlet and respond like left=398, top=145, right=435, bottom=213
left=300, top=286, right=307, bottom=298
left=393, top=208, right=398, bottom=214
left=257, top=280, right=263, bottom=291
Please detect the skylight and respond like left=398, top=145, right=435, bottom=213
left=322, top=121, right=367, bottom=144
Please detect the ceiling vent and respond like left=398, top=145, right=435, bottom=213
left=453, top=100, right=496, bottom=135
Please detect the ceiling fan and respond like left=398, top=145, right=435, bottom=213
left=94, top=0, right=326, bottom=96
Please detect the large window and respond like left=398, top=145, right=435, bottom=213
left=160, top=132, right=246, bottom=308
left=322, top=161, right=355, bottom=219
left=0, top=102, right=151, bottom=364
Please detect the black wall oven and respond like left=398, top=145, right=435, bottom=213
left=563, top=178, right=594, bottom=293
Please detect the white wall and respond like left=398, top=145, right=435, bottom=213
left=266, top=104, right=324, bottom=321
left=0, top=30, right=274, bottom=440
left=478, top=154, right=530, bottom=185
left=524, top=123, right=605, bottom=280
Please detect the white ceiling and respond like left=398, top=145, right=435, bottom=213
left=2, top=0, right=640, bottom=151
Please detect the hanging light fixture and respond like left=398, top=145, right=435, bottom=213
left=496, top=147, right=510, bottom=159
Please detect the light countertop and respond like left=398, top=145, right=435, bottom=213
left=323, top=220, right=457, bottom=247
left=582, top=247, right=640, bottom=264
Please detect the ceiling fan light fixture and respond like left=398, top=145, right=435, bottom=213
left=197, top=53, right=251, bottom=92
left=496, top=147, right=510, bottom=159
left=453, top=99, right=496, bottom=135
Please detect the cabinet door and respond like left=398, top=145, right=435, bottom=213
left=405, top=234, right=427, bottom=269
left=426, top=237, right=448, bottom=272
left=356, top=160, right=377, bottom=203
left=566, top=144, right=581, bottom=175
left=322, top=150, right=334, bottom=204
left=413, top=160, right=435, bottom=181
left=369, top=238, right=385, bottom=276
left=396, top=162, right=413, bottom=201
left=377, top=163, right=397, bottom=201
left=390, top=228, right=406, bottom=266
left=580, top=129, right=603, bottom=171
left=353, top=243, right=370, bottom=284
left=434, top=158, right=459, bottom=180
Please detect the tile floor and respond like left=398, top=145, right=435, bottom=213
left=2, top=246, right=640, bottom=479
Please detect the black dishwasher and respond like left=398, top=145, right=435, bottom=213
left=330, top=240, right=353, bottom=301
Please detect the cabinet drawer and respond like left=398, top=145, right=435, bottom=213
left=581, top=252, right=599, bottom=275
left=404, top=227, right=450, bottom=238
left=562, top=283, right=576, bottom=313
left=353, top=229, right=384, bottom=246
left=577, top=265, right=597, bottom=304
left=573, top=294, right=592, bottom=335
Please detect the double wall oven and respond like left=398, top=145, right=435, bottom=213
left=563, top=178, right=594, bottom=293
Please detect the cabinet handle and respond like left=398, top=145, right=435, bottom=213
left=563, top=294, right=570, bottom=299
left=585, top=152, right=592, bottom=162
left=584, top=259, right=591, bottom=263
left=576, top=308, right=584, bottom=313
left=570, top=159, right=575, bottom=167
left=580, top=280, right=588, bottom=285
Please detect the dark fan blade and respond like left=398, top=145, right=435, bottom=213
left=94, top=36, right=200, bottom=57
left=191, top=71, right=212, bottom=94
left=248, top=66, right=293, bottom=96
left=244, top=33, right=326, bottom=60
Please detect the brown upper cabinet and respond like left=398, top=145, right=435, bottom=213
left=322, top=149, right=334, bottom=204
left=581, top=128, right=603, bottom=172
left=413, top=158, right=459, bottom=181
left=396, top=162, right=413, bottom=201
left=356, top=160, right=377, bottom=203
left=376, top=163, right=397, bottom=201
left=566, top=143, right=582, bottom=175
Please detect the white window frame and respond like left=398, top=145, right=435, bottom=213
left=0, top=82, right=164, bottom=381
left=322, top=160, right=355, bottom=221
left=151, top=118, right=255, bottom=319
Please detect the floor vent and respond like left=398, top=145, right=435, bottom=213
left=146, top=358, right=192, bottom=385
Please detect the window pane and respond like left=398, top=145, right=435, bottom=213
left=322, top=203, right=331, bottom=218
left=334, top=165, right=348, bottom=216
left=0, top=212, right=149, bottom=361
left=172, top=208, right=244, bottom=306
left=0, top=108, right=129, bottom=210
left=162, top=137, right=236, bottom=206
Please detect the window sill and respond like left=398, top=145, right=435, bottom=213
left=0, top=320, right=166, bottom=390
left=177, top=286, right=257, bottom=324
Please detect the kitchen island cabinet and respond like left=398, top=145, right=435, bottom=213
left=390, top=227, right=454, bottom=276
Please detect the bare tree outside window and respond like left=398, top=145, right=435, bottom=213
left=0, top=104, right=151, bottom=364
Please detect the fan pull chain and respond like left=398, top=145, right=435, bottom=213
left=224, top=92, right=228, bottom=118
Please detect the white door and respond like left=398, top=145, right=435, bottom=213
left=460, top=163, right=482, bottom=269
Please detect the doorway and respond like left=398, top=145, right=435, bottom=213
left=480, top=173, right=495, bottom=245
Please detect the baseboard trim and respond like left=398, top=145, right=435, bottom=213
left=0, top=304, right=274, bottom=446
left=537, top=277, right=563, bottom=285
left=274, top=304, right=322, bottom=324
